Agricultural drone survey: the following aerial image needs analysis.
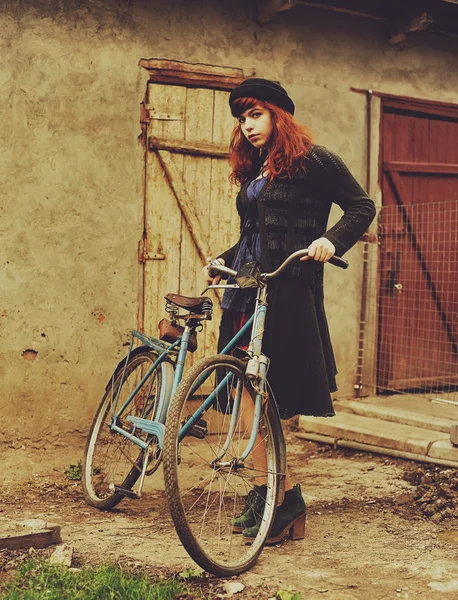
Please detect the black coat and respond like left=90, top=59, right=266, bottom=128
left=217, top=145, right=376, bottom=418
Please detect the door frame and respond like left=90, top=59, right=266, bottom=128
left=376, top=92, right=458, bottom=392
left=137, top=59, right=245, bottom=333
left=356, top=89, right=458, bottom=397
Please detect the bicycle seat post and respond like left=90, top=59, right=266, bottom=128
left=245, top=285, right=268, bottom=381
left=170, top=323, right=194, bottom=398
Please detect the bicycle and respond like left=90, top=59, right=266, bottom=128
left=81, top=290, right=257, bottom=510
left=162, top=249, right=347, bottom=576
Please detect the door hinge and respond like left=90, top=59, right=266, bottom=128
left=138, top=240, right=166, bottom=262
left=144, top=252, right=166, bottom=261
left=141, top=103, right=184, bottom=123
left=139, top=251, right=166, bottom=262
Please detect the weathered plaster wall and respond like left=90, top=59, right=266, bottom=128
left=1, top=0, right=457, bottom=443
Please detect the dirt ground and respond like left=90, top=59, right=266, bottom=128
left=2, top=430, right=458, bottom=600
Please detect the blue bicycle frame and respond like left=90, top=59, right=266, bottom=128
left=107, top=306, right=259, bottom=455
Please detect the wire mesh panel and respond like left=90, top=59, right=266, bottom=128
left=366, top=96, right=458, bottom=406
left=363, top=200, right=458, bottom=403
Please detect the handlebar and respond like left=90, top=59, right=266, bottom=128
left=208, top=249, right=348, bottom=282
left=264, top=249, right=348, bottom=277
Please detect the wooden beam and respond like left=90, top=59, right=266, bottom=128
left=139, top=59, right=243, bottom=78
left=384, top=161, right=458, bottom=175
left=295, top=1, right=385, bottom=21
left=144, top=72, right=244, bottom=91
left=261, top=1, right=457, bottom=45
left=437, top=29, right=458, bottom=38
left=258, top=0, right=297, bottom=24
left=156, top=150, right=211, bottom=264
left=156, top=150, right=222, bottom=304
left=389, top=12, right=434, bottom=45
left=149, top=137, right=229, bottom=159
left=350, top=88, right=458, bottom=120
left=139, top=59, right=245, bottom=91
left=387, top=375, right=458, bottom=389
left=0, top=521, right=61, bottom=550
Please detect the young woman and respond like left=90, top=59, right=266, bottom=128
left=203, top=78, right=376, bottom=543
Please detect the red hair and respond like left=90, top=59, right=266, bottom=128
left=229, top=97, right=314, bottom=184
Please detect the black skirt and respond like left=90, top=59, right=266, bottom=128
left=217, top=273, right=337, bottom=419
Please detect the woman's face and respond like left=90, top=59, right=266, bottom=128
left=238, top=104, right=273, bottom=149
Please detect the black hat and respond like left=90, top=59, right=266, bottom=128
left=229, top=78, right=295, bottom=116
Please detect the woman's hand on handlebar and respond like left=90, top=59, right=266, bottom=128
left=300, top=238, right=336, bottom=263
left=202, top=258, right=225, bottom=285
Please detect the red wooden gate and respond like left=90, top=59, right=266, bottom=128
left=378, top=96, right=458, bottom=391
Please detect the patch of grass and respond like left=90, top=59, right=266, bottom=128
left=276, top=588, right=302, bottom=600
left=178, top=567, right=204, bottom=580
left=1, top=559, right=189, bottom=600
left=64, top=461, right=83, bottom=481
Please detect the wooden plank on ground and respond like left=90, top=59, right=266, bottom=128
left=0, top=519, right=61, bottom=550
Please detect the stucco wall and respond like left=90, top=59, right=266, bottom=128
left=1, top=0, right=457, bottom=444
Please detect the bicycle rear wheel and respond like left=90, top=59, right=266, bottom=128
left=163, top=354, right=281, bottom=577
left=82, top=346, right=165, bottom=510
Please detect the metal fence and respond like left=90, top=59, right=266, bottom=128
left=361, top=200, right=458, bottom=406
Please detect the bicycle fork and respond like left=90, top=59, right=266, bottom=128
left=212, top=286, right=270, bottom=470
left=211, top=355, right=268, bottom=472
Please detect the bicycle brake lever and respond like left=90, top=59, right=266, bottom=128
left=201, top=284, right=239, bottom=295
left=329, top=256, right=349, bottom=269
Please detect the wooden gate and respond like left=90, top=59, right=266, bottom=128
left=378, top=96, right=458, bottom=391
left=138, top=60, right=244, bottom=363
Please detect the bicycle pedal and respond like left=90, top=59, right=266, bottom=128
left=183, top=417, right=208, bottom=439
left=110, top=484, right=141, bottom=500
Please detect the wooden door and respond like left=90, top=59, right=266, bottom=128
left=140, top=63, right=244, bottom=364
left=378, top=97, right=458, bottom=391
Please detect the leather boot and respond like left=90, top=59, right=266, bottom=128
left=230, top=484, right=267, bottom=532
left=242, top=483, right=306, bottom=543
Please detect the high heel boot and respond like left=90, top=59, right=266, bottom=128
left=242, top=483, right=306, bottom=543
left=230, top=484, right=267, bottom=532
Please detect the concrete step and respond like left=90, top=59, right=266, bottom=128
left=298, top=411, right=458, bottom=467
left=335, top=396, right=457, bottom=434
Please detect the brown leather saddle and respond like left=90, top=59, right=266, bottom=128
left=165, top=293, right=213, bottom=313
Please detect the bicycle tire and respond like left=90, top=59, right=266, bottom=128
left=82, top=346, right=165, bottom=510
left=163, top=354, right=282, bottom=577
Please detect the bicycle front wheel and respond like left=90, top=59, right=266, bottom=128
left=82, top=346, right=165, bottom=510
left=163, top=355, right=281, bottom=577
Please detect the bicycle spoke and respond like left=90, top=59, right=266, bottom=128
left=164, top=355, right=281, bottom=576
left=83, top=349, right=163, bottom=509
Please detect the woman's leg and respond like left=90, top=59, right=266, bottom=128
left=229, top=386, right=269, bottom=530
left=236, top=390, right=306, bottom=541
left=240, top=387, right=268, bottom=486
left=284, top=465, right=293, bottom=492
left=240, top=386, right=295, bottom=491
